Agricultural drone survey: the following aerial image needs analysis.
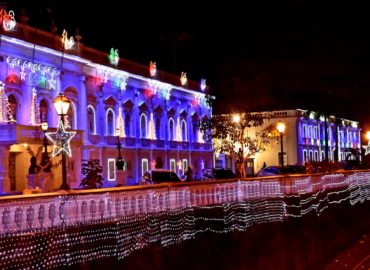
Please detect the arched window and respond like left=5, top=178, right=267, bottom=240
left=66, top=102, right=77, bottom=129
left=106, top=108, right=115, bottom=135
left=8, top=94, right=17, bottom=122
left=192, top=122, right=198, bottom=142
left=125, top=113, right=130, bottom=137
left=140, top=114, right=147, bottom=138
left=87, top=105, right=96, bottom=134
left=155, top=117, right=161, bottom=139
left=168, top=118, right=174, bottom=141
left=40, top=99, right=48, bottom=123
left=181, top=119, right=187, bottom=141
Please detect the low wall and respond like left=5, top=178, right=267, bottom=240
left=0, top=171, right=369, bottom=269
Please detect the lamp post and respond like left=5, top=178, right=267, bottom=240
left=53, top=93, right=71, bottom=190
left=277, top=121, right=286, bottom=168
left=115, top=128, right=125, bottom=170
left=40, top=122, right=49, bottom=169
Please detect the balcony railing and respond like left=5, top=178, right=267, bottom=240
left=169, top=141, right=178, bottom=149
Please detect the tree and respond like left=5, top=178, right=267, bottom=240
left=80, top=159, right=104, bottom=189
left=199, top=112, right=278, bottom=178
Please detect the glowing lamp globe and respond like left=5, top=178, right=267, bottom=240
left=53, top=93, right=70, bottom=116
left=277, top=122, right=286, bottom=133
left=41, top=122, right=48, bottom=131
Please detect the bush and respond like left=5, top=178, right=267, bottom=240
left=80, top=159, right=103, bottom=189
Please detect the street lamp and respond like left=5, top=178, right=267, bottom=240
left=53, top=93, right=70, bottom=190
left=115, top=128, right=125, bottom=170
left=277, top=121, right=286, bottom=168
left=40, top=122, right=49, bottom=170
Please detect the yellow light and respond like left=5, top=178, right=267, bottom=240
left=233, top=114, right=240, bottom=123
left=53, top=93, right=70, bottom=116
left=41, top=122, right=48, bottom=131
left=366, top=131, right=370, bottom=141
left=277, top=122, right=286, bottom=133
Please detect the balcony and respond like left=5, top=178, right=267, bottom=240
left=181, top=142, right=189, bottom=149
left=156, top=139, right=165, bottom=148
left=104, top=135, right=117, bottom=145
left=192, top=142, right=201, bottom=150
left=0, top=124, right=83, bottom=146
left=169, top=141, right=178, bottom=149
left=88, top=134, right=101, bottom=144
left=124, top=137, right=136, bottom=147
left=140, top=138, right=151, bottom=147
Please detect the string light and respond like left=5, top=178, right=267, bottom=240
left=29, top=87, right=41, bottom=126
left=46, top=119, right=76, bottom=157
left=0, top=80, right=15, bottom=123
left=200, top=79, right=206, bottom=91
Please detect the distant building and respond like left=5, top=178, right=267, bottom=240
left=0, top=21, right=213, bottom=193
left=215, top=109, right=361, bottom=175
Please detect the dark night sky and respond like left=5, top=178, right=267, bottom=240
left=6, top=1, right=370, bottom=131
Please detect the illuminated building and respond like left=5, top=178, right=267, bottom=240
left=0, top=21, right=213, bottom=192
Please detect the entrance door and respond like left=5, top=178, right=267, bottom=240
left=9, top=152, right=16, bottom=191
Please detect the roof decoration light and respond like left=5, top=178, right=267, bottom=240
left=200, top=79, right=206, bottom=91
left=61, top=29, right=74, bottom=50
left=180, top=72, right=187, bottom=86
left=0, top=9, right=16, bottom=31
left=149, top=61, right=157, bottom=77
left=109, top=48, right=119, bottom=66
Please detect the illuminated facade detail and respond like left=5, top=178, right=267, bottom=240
left=29, top=88, right=41, bottom=126
left=61, top=29, right=74, bottom=50
left=107, top=158, right=116, bottom=180
left=109, top=48, right=119, bottom=66
left=180, top=72, right=187, bottom=86
left=0, top=9, right=16, bottom=31
left=149, top=61, right=157, bottom=77
left=0, top=25, right=213, bottom=192
left=200, top=79, right=206, bottom=91
left=230, top=109, right=361, bottom=173
left=46, top=120, right=76, bottom=157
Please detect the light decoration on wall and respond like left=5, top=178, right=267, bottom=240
left=0, top=81, right=15, bottom=124
left=6, top=56, right=59, bottom=90
left=198, top=129, right=204, bottom=143
left=0, top=171, right=369, bottom=269
left=29, top=88, right=41, bottom=126
left=363, top=131, right=370, bottom=155
left=176, top=116, right=182, bottom=142
left=148, top=113, right=156, bottom=140
left=109, top=48, right=119, bottom=66
left=149, top=61, right=157, bottom=77
left=61, top=29, right=74, bottom=50
left=46, top=119, right=76, bottom=157
left=194, top=93, right=205, bottom=107
left=116, top=107, right=126, bottom=138
left=180, top=72, right=187, bottom=86
left=200, top=79, right=206, bottom=91
left=95, top=65, right=128, bottom=90
left=148, top=80, right=172, bottom=99
left=0, top=9, right=16, bottom=31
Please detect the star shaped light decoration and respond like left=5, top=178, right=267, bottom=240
left=363, top=142, right=370, bottom=156
left=46, top=120, right=76, bottom=157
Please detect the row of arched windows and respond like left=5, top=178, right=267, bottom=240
left=87, top=105, right=197, bottom=141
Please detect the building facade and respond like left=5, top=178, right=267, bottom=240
left=216, top=109, right=361, bottom=174
left=0, top=23, right=213, bottom=193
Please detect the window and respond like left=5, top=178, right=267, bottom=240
left=8, top=94, right=17, bottom=122
left=314, top=151, right=319, bottom=161
left=309, top=150, right=313, bottom=161
left=192, top=122, right=198, bottom=142
left=168, top=118, right=175, bottom=141
left=313, top=127, right=317, bottom=139
left=155, top=117, right=161, bottom=139
left=321, top=151, right=325, bottom=161
left=87, top=105, right=96, bottom=134
left=40, top=99, right=48, bottom=123
left=67, top=102, right=77, bottom=129
left=302, top=125, right=307, bottom=138
left=140, top=113, right=147, bottom=138
left=303, top=149, right=307, bottom=162
left=308, top=126, right=312, bottom=138
left=125, top=113, right=130, bottom=137
left=182, top=159, right=188, bottom=174
left=170, top=159, right=176, bottom=172
left=142, top=159, right=148, bottom=177
left=106, top=108, right=115, bottom=135
left=181, top=120, right=187, bottom=141
left=108, top=159, right=116, bottom=181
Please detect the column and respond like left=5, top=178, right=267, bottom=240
left=0, top=146, right=10, bottom=194
left=79, top=76, right=89, bottom=143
